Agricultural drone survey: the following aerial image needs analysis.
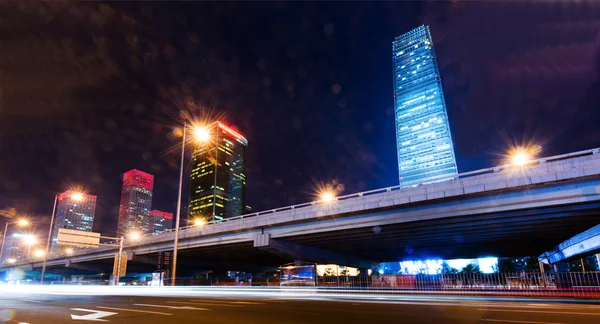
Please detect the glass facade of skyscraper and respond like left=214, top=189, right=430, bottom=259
left=393, top=25, right=458, bottom=185
left=52, top=190, right=97, bottom=247
left=189, top=122, right=247, bottom=222
left=117, top=169, right=154, bottom=235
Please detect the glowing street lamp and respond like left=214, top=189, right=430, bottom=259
left=70, top=192, right=84, bottom=201
left=41, top=190, right=86, bottom=284
left=22, top=234, right=37, bottom=246
left=65, top=248, right=74, bottom=256
left=510, top=149, right=532, bottom=166
left=192, top=126, right=211, bottom=143
left=34, top=249, right=45, bottom=258
left=128, top=231, right=141, bottom=241
left=320, top=191, right=336, bottom=203
left=192, top=218, right=206, bottom=227
left=7, top=258, right=16, bottom=264
left=17, top=219, right=29, bottom=227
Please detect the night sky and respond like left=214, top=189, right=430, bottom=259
left=1, top=1, right=599, bottom=236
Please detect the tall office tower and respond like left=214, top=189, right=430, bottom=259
left=52, top=191, right=97, bottom=246
left=189, top=122, right=248, bottom=222
left=117, top=169, right=154, bottom=235
left=149, top=210, right=173, bottom=234
left=393, top=25, right=458, bottom=185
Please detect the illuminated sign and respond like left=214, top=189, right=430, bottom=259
left=123, top=169, right=154, bottom=190
left=150, top=210, right=173, bottom=220
left=217, top=122, right=248, bottom=146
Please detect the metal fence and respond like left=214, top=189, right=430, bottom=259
left=315, top=272, right=600, bottom=297
left=6, top=271, right=600, bottom=298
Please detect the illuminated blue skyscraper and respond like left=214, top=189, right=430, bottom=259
left=393, top=25, right=457, bottom=185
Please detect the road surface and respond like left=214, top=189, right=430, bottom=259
left=1, top=287, right=600, bottom=323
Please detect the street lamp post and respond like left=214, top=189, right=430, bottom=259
left=41, top=191, right=85, bottom=284
left=211, top=128, right=219, bottom=223
left=172, top=123, right=187, bottom=286
left=0, top=222, right=8, bottom=263
left=115, top=236, right=124, bottom=285
left=171, top=121, right=219, bottom=286
left=40, top=194, right=58, bottom=284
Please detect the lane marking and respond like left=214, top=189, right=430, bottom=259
left=478, top=309, right=600, bottom=316
left=70, top=308, right=117, bottom=322
left=166, top=301, right=243, bottom=307
left=96, top=306, right=171, bottom=316
left=133, top=304, right=210, bottom=311
left=482, top=319, right=566, bottom=324
left=229, top=301, right=265, bottom=305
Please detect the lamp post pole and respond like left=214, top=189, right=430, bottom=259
left=212, top=126, right=219, bottom=222
left=40, top=194, right=58, bottom=284
left=115, top=236, right=124, bottom=285
left=172, top=123, right=187, bottom=286
left=0, top=222, right=8, bottom=263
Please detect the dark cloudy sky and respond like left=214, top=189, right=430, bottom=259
left=1, top=1, right=599, bottom=236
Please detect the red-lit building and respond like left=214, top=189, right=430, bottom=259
left=117, top=169, right=154, bottom=235
left=149, top=210, right=173, bottom=234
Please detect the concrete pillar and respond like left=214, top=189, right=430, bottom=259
left=538, top=260, right=546, bottom=287
left=581, top=259, right=586, bottom=272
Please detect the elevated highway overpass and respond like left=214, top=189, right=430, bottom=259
left=3, top=148, right=600, bottom=275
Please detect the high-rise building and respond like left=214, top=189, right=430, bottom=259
left=0, top=234, right=29, bottom=264
left=52, top=191, right=97, bottom=246
left=189, top=122, right=248, bottom=222
left=117, top=169, right=154, bottom=235
left=149, top=210, right=173, bottom=234
left=393, top=25, right=458, bottom=185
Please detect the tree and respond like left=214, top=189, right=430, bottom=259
left=460, top=264, right=481, bottom=275
left=460, top=264, right=481, bottom=287
left=323, top=268, right=335, bottom=277
left=441, top=262, right=458, bottom=274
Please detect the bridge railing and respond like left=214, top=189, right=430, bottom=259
left=143, top=146, right=600, bottom=238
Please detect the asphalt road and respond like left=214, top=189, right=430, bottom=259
left=2, top=290, right=600, bottom=324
